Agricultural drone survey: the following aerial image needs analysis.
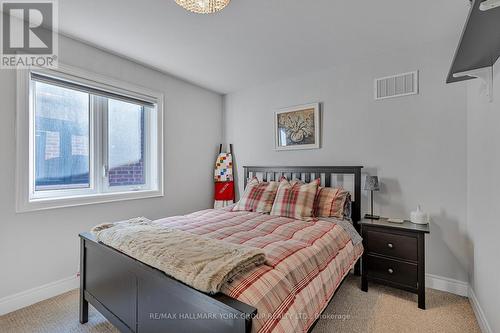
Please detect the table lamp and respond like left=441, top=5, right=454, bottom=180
left=364, top=176, right=380, bottom=219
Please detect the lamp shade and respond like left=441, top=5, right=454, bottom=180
left=364, top=176, right=380, bottom=191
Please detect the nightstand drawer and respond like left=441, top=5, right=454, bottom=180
left=367, top=255, right=417, bottom=288
left=365, top=229, right=417, bottom=261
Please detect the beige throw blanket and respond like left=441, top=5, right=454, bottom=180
left=91, top=218, right=266, bottom=294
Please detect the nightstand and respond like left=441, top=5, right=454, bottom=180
left=359, top=218, right=430, bottom=309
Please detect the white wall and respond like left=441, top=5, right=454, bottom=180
left=224, top=40, right=470, bottom=283
left=0, top=35, right=223, bottom=299
left=466, top=62, right=500, bottom=333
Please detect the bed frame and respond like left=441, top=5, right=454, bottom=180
left=79, top=165, right=363, bottom=333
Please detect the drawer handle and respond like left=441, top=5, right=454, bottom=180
left=387, top=243, right=394, bottom=249
left=388, top=268, right=394, bottom=274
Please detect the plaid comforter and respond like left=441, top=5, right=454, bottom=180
left=151, top=208, right=363, bottom=333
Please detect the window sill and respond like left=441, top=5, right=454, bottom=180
left=16, top=189, right=164, bottom=213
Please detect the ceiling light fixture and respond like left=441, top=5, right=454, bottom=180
left=175, top=0, right=231, bottom=14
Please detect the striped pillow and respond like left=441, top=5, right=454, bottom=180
left=270, top=178, right=319, bottom=220
left=232, top=178, right=279, bottom=213
left=314, top=187, right=351, bottom=218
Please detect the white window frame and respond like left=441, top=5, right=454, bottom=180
left=16, top=63, right=164, bottom=212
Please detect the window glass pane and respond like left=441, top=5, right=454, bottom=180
left=108, top=99, right=145, bottom=187
left=34, top=81, right=90, bottom=191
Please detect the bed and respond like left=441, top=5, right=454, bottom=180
left=79, top=166, right=363, bottom=333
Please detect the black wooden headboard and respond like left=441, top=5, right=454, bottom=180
left=243, top=166, right=363, bottom=231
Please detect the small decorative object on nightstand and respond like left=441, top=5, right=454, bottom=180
left=410, top=205, right=430, bottom=225
left=360, top=218, right=430, bottom=309
left=364, top=176, right=380, bottom=219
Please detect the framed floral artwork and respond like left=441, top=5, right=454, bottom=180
left=274, top=103, right=320, bottom=150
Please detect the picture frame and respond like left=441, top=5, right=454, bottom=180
left=274, top=102, right=320, bottom=151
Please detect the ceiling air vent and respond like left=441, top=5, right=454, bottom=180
left=374, top=70, right=419, bottom=100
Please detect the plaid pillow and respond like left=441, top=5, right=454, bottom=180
left=314, top=187, right=351, bottom=218
left=270, top=178, right=319, bottom=220
left=232, top=178, right=279, bottom=213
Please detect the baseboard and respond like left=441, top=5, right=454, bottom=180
left=0, top=275, right=78, bottom=316
left=468, top=287, right=493, bottom=333
left=425, top=273, right=468, bottom=297
left=0, top=273, right=485, bottom=328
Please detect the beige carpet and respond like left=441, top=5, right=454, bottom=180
left=0, top=275, right=480, bottom=333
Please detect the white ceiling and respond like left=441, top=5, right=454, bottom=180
left=58, top=0, right=469, bottom=94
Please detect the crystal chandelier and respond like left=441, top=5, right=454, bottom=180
left=175, top=0, right=231, bottom=14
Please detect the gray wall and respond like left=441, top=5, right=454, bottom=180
left=0, top=35, right=223, bottom=298
left=467, top=62, right=500, bottom=332
left=224, top=41, right=470, bottom=283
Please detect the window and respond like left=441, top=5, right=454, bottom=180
left=34, top=81, right=90, bottom=191
left=107, top=99, right=145, bottom=188
left=16, top=65, right=164, bottom=211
